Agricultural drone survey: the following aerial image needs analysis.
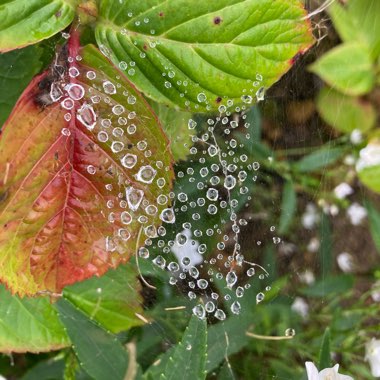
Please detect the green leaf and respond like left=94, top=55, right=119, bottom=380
left=319, top=213, right=333, bottom=277
left=278, top=180, right=296, bottom=234
left=0, top=45, right=43, bottom=126
left=0, top=285, right=69, bottom=353
left=358, top=165, right=380, bottom=194
left=329, top=0, right=380, bottom=59
left=56, top=298, right=128, bottom=380
left=317, top=87, right=376, bottom=134
left=0, top=0, right=78, bottom=52
left=206, top=315, right=251, bottom=372
left=300, top=275, right=354, bottom=298
left=294, top=146, right=345, bottom=173
left=160, top=315, right=207, bottom=380
left=310, top=43, right=375, bottom=96
left=365, top=201, right=380, bottom=254
left=63, top=263, right=144, bottom=334
left=21, top=358, right=65, bottom=380
left=318, top=328, right=331, bottom=369
left=151, top=103, right=193, bottom=161
left=95, top=0, right=314, bottom=111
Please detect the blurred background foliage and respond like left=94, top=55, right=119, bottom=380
left=1, top=0, right=380, bottom=379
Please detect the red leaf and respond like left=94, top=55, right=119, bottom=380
left=0, top=32, right=174, bottom=296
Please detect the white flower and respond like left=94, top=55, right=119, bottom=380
left=307, top=237, right=320, bottom=253
left=0, top=375, right=6, bottom=380
left=305, top=362, right=353, bottom=380
left=302, top=203, right=320, bottom=229
left=356, top=142, right=380, bottom=171
left=365, top=339, right=380, bottom=377
left=334, top=183, right=353, bottom=200
left=350, top=129, right=363, bottom=145
left=346, top=203, right=367, bottom=226
left=291, top=297, right=309, bottom=319
left=371, top=281, right=380, bottom=302
left=336, top=252, right=354, bottom=273
left=299, top=270, right=315, bottom=285
left=171, top=229, right=203, bottom=268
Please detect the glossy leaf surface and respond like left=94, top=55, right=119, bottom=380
left=0, top=35, right=174, bottom=296
left=0, top=0, right=77, bottom=52
left=95, top=0, right=314, bottom=111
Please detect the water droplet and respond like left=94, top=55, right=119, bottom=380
left=136, top=165, right=157, bottom=184
left=153, top=255, right=166, bottom=269
left=126, top=187, right=144, bottom=211
left=214, top=309, right=226, bottom=321
left=192, top=304, right=206, bottom=319
left=159, top=208, right=175, bottom=224
left=231, top=301, right=241, bottom=315
left=176, top=233, right=187, bottom=246
left=65, top=83, right=85, bottom=100
left=139, top=247, right=149, bottom=258
left=224, top=175, right=236, bottom=190
left=68, top=67, right=80, bottom=78
left=197, top=92, right=207, bottom=103
left=103, top=80, right=116, bottom=94
left=197, top=278, right=208, bottom=289
left=61, top=128, right=71, bottom=136
left=226, top=271, right=237, bottom=288
left=76, top=103, right=97, bottom=130
left=206, top=188, right=219, bottom=201
left=256, top=87, right=265, bottom=102
left=205, top=301, right=215, bottom=313
left=121, top=211, right=132, bottom=224
left=256, top=292, right=265, bottom=304
left=188, top=119, right=197, bottom=130
left=112, top=104, right=125, bottom=115
left=285, top=328, right=296, bottom=337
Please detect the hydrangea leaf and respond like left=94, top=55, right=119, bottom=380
left=329, top=0, right=380, bottom=59
left=95, top=0, right=314, bottom=111
left=317, top=87, right=376, bottom=134
left=0, top=0, right=78, bottom=52
left=310, top=43, right=375, bottom=96
left=0, top=33, right=174, bottom=296
left=0, top=285, right=69, bottom=353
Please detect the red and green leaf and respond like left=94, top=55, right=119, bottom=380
left=0, top=32, right=174, bottom=296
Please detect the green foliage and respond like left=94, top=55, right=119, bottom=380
left=95, top=0, right=313, bottom=111
left=56, top=298, right=129, bottom=380
left=0, top=45, right=43, bottom=125
left=310, top=43, right=375, bottom=96
left=278, top=180, right=297, bottom=234
left=294, top=146, right=345, bottom=173
left=160, top=316, right=207, bottom=380
left=63, top=264, right=144, bottom=333
left=0, top=285, right=69, bottom=353
left=0, top=1, right=378, bottom=380
left=365, top=201, right=380, bottom=254
left=316, top=88, right=376, bottom=134
left=0, top=0, right=77, bottom=51
left=328, top=0, right=380, bottom=59
left=318, top=328, right=331, bottom=368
